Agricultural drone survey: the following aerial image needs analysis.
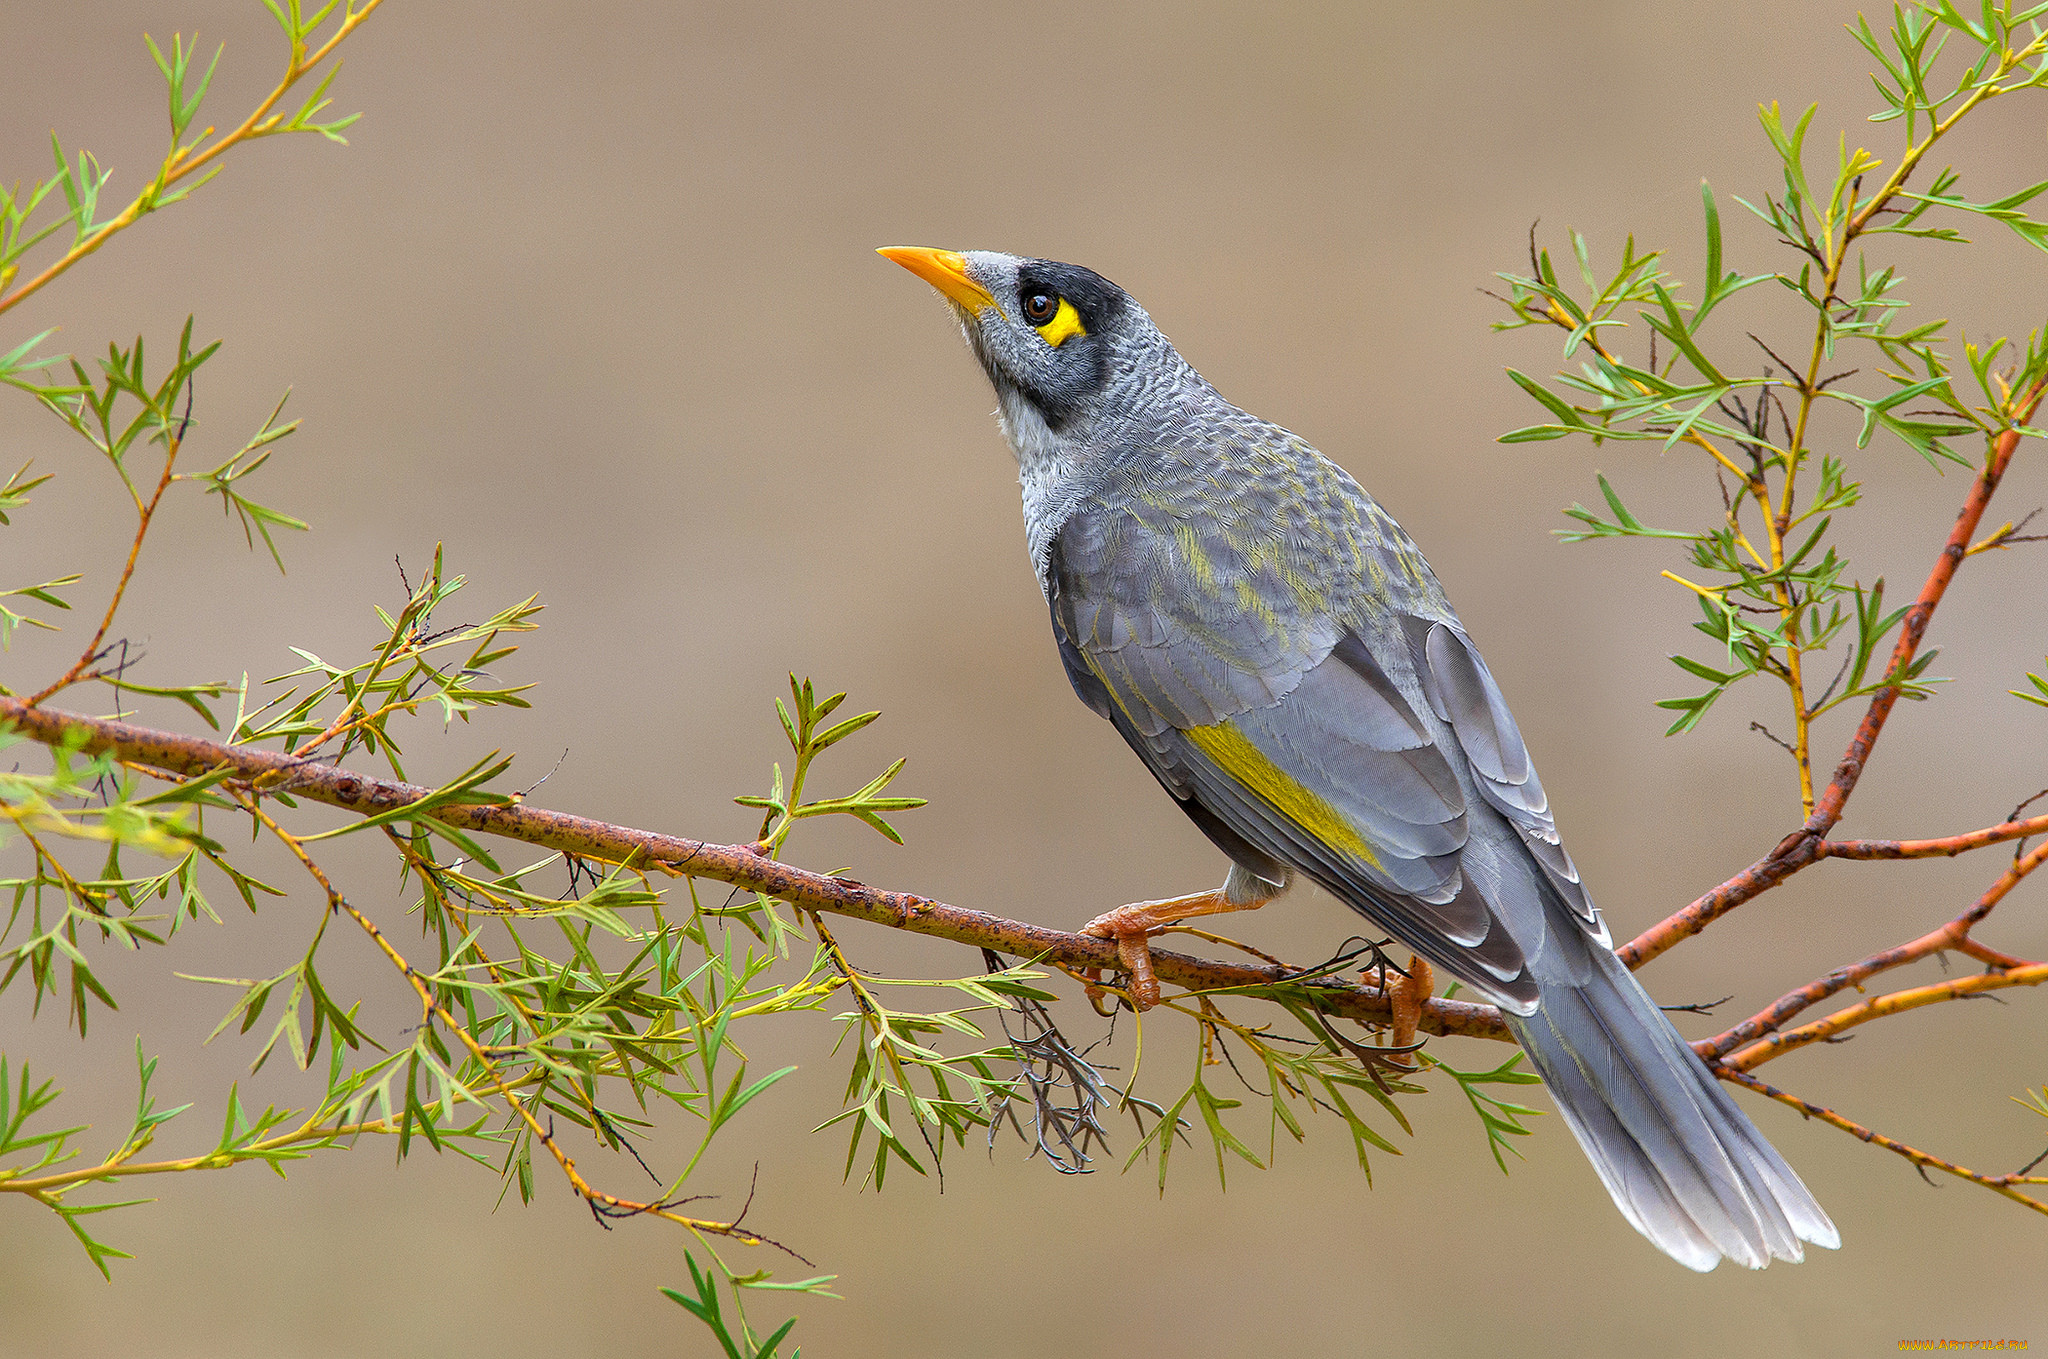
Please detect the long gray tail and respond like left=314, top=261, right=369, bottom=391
left=1503, top=947, right=1839, bottom=1270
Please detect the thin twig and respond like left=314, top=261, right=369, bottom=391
left=1724, top=961, right=2048, bottom=1071
left=0, top=3, right=387, bottom=319
left=1825, top=812, right=2048, bottom=860
left=1620, top=375, right=2048, bottom=969
left=1720, top=1067, right=2048, bottom=1217
left=24, top=422, right=186, bottom=707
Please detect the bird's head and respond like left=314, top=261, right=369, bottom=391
left=879, top=247, right=1199, bottom=456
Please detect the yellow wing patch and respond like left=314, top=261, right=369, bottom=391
left=1186, top=721, right=1383, bottom=870
left=1035, top=297, right=1087, bottom=347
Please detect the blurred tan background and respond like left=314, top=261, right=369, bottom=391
left=4, top=1, right=2047, bottom=1354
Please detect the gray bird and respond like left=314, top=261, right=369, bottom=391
left=880, top=245, right=1839, bottom=1271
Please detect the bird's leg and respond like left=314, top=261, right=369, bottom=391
left=1081, top=890, right=1252, bottom=1012
left=1081, top=866, right=1285, bottom=1011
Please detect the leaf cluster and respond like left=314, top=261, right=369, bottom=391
left=1, top=0, right=371, bottom=316
left=1493, top=0, right=2048, bottom=780
left=2, top=731, right=284, bottom=1034
left=228, top=545, right=540, bottom=766
left=736, top=675, right=926, bottom=852
left=664, top=1250, right=839, bottom=1359
left=819, top=958, right=1049, bottom=1189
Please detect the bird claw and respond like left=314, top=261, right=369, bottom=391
left=1082, top=972, right=1126, bottom=1017
left=1081, top=905, right=1165, bottom=1011
left=1384, top=955, right=1435, bottom=1068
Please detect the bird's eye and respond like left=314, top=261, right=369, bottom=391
left=1020, top=284, right=1087, bottom=346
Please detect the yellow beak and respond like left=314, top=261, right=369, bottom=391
left=877, top=246, right=998, bottom=314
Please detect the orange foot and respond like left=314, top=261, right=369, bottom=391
left=1080, top=887, right=1272, bottom=1011
left=1386, top=955, right=1436, bottom=1064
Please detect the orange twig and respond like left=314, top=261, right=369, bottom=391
left=23, top=434, right=183, bottom=707
left=1719, top=1067, right=2048, bottom=1218
left=1702, top=839, right=2048, bottom=1060
left=1725, top=961, right=2048, bottom=1071
left=1823, top=811, right=2048, bottom=859
left=1802, top=381, right=2047, bottom=840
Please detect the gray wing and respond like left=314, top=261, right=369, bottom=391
left=1046, top=497, right=1540, bottom=1012
left=1047, top=460, right=1836, bottom=1273
left=1133, top=637, right=1539, bottom=1011
left=1046, top=475, right=1339, bottom=736
left=1409, top=617, right=1609, bottom=951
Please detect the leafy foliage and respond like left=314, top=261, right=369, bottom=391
left=1433, top=1053, right=1546, bottom=1173
left=1493, top=1, right=2048, bottom=806
left=663, top=1251, right=840, bottom=1359
left=0, top=0, right=375, bottom=315
left=736, top=675, right=927, bottom=853
left=2013, top=658, right=2048, bottom=708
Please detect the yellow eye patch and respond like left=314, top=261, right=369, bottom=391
left=1035, top=298, right=1087, bottom=347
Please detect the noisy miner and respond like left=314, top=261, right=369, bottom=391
left=880, top=245, right=1839, bottom=1272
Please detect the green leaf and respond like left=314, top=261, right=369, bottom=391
left=812, top=710, right=880, bottom=750
left=1668, top=653, right=1749, bottom=685
left=56, top=1199, right=144, bottom=1280
left=1499, top=424, right=1574, bottom=443
left=1191, top=1073, right=1263, bottom=1186
left=1642, top=283, right=1729, bottom=385
left=1435, top=1054, right=1544, bottom=1173
left=1557, top=473, right=1700, bottom=542
left=1505, top=367, right=1591, bottom=430
left=2012, top=661, right=2048, bottom=709
left=1757, top=101, right=1818, bottom=208
left=1696, top=181, right=1733, bottom=324
left=1897, top=178, right=2048, bottom=252
left=0, top=330, right=64, bottom=383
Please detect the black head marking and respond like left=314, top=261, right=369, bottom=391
left=1007, top=260, right=1130, bottom=431
left=1014, top=260, right=1128, bottom=336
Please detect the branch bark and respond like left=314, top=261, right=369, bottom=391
left=1720, top=1067, right=2048, bottom=1219
left=1824, top=811, right=2048, bottom=859
left=1725, top=961, right=2048, bottom=1071
left=1707, top=837, right=2048, bottom=1064
left=0, top=695, right=1512, bottom=1044
left=7, top=683, right=2044, bottom=1218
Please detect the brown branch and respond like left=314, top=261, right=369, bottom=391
left=0, top=696, right=1509, bottom=1043
left=1724, top=961, right=2048, bottom=1071
left=1620, top=378, right=2048, bottom=970
left=1718, top=1067, right=2048, bottom=1218
left=1823, top=811, right=2048, bottom=859
left=1616, top=832, right=1825, bottom=970
left=15, top=696, right=2048, bottom=1225
left=1700, top=838, right=2048, bottom=1059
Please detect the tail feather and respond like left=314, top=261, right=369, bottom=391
left=1505, top=946, right=1838, bottom=1271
